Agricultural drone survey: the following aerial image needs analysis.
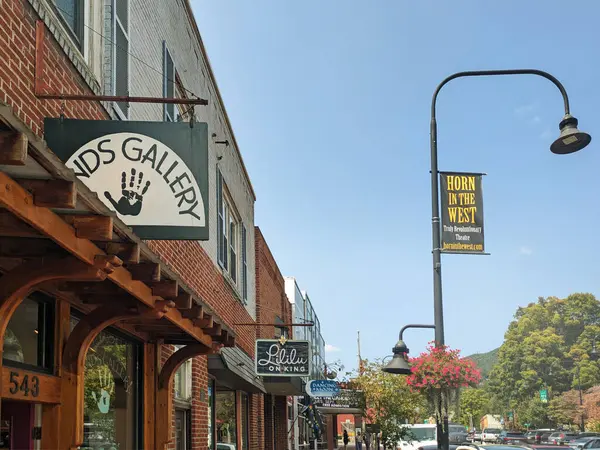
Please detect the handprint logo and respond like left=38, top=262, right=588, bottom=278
left=91, top=366, right=114, bottom=414
left=104, top=168, right=151, bottom=216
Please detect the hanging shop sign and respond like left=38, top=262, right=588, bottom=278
left=255, top=338, right=310, bottom=377
left=312, top=389, right=364, bottom=410
left=44, top=118, right=209, bottom=240
left=306, top=379, right=340, bottom=398
left=439, top=171, right=486, bottom=254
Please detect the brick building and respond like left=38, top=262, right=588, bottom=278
left=255, top=227, right=301, bottom=450
left=0, top=0, right=292, bottom=449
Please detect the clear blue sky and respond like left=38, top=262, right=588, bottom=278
left=192, top=1, right=600, bottom=373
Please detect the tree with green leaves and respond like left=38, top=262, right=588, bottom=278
left=487, top=294, right=600, bottom=409
left=459, top=388, right=490, bottom=428
left=352, top=359, right=427, bottom=449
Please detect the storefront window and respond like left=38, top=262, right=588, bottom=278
left=241, top=393, right=249, bottom=450
left=216, top=391, right=236, bottom=447
left=3, top=295, right=53, bottom=370
left=208, top=379, right=215, bottom=449
left=78, top=324, right=140, bottom=450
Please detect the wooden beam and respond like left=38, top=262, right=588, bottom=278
left=205, top=323, right=222, bottom=337
left=156, top=345, right=211, bottom=450
left=174, top=292, right=193, bottom=310
left=0, top=210, right=41, bottom=237
left=2, top=367, right=61, bottom=403
left=105, top=242, right=140, bottom=264
left=196, top=313, right=213, bottom=330
left=213, top=329, right=229, bottom=343
left=151, top=280, right=178, bottom=299
left=0, top=236, right=64, bottom=257
left=181, top=305, right=203, bottom=320
left=80, top=294, right=134, bottom=305
left=225, top=335, right=236, bottom=348
left=17, top=178, right=76, bottom=209
left=134, top=324, right=181, bottom=333
left=128, top=262, right=161, bottom=282
left=58, top=281, right=121, bottom=296
left=61, top=214, right=113, bottom=240
left=0, top=171, right=212, bottom=348
left=0, top=131, right=27, bottom=165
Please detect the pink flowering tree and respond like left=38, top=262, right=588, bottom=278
left=406, top=343, right=481, bottom=441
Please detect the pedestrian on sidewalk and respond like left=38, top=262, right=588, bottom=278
left=343, top=430, right=349, bottom=449
left=356, top=430, right=363, bottom=450
left=364, top=431, right=371, bottom=450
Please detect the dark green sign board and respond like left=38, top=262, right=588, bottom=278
left=540, top=389, right=548, bottom=403
left=44, top=118, right=209, bottom=240
left=440, top=171, right=485, bottom=254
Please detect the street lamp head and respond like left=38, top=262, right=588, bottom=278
left=551, top=114, right=591, bottom=155
left=591, top=340, right=599, bottom=362
left=382, top=339, right=412, bottom=375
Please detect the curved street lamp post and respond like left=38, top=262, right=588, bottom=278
left=384, top=69, right=591, bottom=450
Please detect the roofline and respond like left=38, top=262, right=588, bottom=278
left=182, top=0, right=256, bottom=201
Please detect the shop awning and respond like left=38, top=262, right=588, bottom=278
left=261, top=376, right=305, bottom=396
left=208, top=347, right=265, bottom=394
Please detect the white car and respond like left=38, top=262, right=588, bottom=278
left=398, top=424, right=469, bottom=450
left=481, top=428, right=502, bottom=443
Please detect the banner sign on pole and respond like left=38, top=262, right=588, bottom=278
left=440, top=171, right=486, bottom=254
left=44, top=118, right=209, bottom=240
left=306, top=379, right=340, bottom=397
left=255, top=339, right=311, bottom=377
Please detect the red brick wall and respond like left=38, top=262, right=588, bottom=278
left=0, top=0, right=107, bottom=135
left=255, top=227, right=293, bottom=340
left=255, top=227, right=294, bottom=450
left=1, top=3, right=262, bottom=449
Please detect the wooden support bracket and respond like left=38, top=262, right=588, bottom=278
left=205, top=323, right=222, bottom=337
left=181, top=305, right=203, bottom=320
left=17, top=178, right=76, bottom=209
left=156, top=344, right=212, bottom=449
left=174, top=292, right=193, bottom=310
left=129, top=262, right=161, bottom=282
left=196, top=313, right=213, bottom=330
left=105, top=242, right=140, bottom=265
left=151, top=280, right=178, bottom=299
left=0, top=131, right=27, bottom=165
left=61, top=214, right=113, bottom=241
left=0, top=257, right=109, bottom=427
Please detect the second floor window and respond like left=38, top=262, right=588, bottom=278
left=55, top=0, right=84, bottom=49
left=163, top=43, right=178, bottom=122
left=217, top=170, right=248, bottom=302
left=113, top=0, right=129, bottom=118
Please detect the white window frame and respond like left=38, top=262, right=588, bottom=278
left=112, top=0, right=130, bottom=119
left=217, top=170, right=242, bottom=288
left=53, top=0, right=85, bottom=51
left=174, top=346, right=192, bottom=401
left=163, top=42, right=178, bottom=122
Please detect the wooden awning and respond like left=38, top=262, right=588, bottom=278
left=0, top=101, right=235, bottom=348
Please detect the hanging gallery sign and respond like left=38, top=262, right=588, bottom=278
left=255, top=338, right=311, bottom=377
left=44, top=118, right=209, bottom=240
left=439, top=171, right=486, bottom=254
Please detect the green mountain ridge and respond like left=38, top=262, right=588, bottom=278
left=466, top=348, right=499, bottom=379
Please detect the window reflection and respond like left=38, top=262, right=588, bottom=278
left=74, top=322, right=139, bottom=450
left=3, top=296, right=53, bottom=370
left=216, top=391, right=236, bottom=447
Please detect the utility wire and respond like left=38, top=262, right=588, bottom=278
left=51, top=3, right=205, bottom=102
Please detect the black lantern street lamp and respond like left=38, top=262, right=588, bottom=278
left=384, top=69, right=590, bottom=450
left=382, top=324, right=435, bottom=374
left=429, top=69, right=590, bottom=349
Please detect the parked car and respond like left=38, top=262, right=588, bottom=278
left=579, top=438, right=600, bottom=450
left=473, top=430, right=482, bottom=443
left=539, top=431, right=557, bottom=444
left=497, top=431, right=528, bottom=444
left=551, top=432, right=579, bottom=445
left=481, top=428, right=502, bottom=443
left=569, top=437, right=600, bottom=450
